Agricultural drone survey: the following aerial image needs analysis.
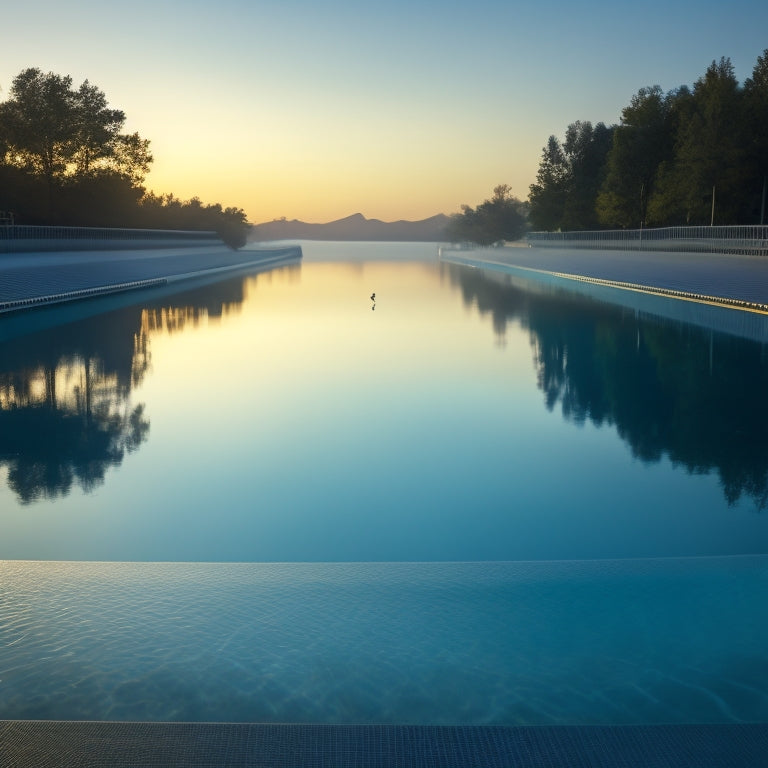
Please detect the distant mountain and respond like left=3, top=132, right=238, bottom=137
left=248, top=212, right=450, bottom=242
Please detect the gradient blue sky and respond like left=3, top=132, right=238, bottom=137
left=3, top=0, right=766, bottom=223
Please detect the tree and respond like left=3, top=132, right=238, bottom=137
left=71, top=79, right=126, bottom=176
left=528, top=136, right=569, bottom=230
left=561, top=121, right=614, bottom=230
left=0, top=68, right=152, bottom=220
left=0, top=66, right=249, bottom=240
left=447, top=184, right=527, bottom=245
left=0, top=69, right=76, bottom=209
left=649, top=58, right=747, bottom=225
left=596, top=86, right=675, bottom=228
left=529, top=123, right=613, bottom=231
left=744, top=49, right=768, bottom=223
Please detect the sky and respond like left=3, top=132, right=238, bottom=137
left=2, top=0, right=767, bottom=224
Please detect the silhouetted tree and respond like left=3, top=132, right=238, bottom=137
left=528, top=136, right=570, bottom=230
left=649, top=58, right=747, bottom=225
left=596, top=86, right=676, bottom=228
left=447, top=184, right=527, bottom=245
left=531, top=50, right=768, bottom=229
left=0, top=67, right=248, bottom=245
left=744, top=50, right=768, bottom=223
left=0, top=68, right=153, bottom=220
left=529, top=122, right=613, bottom=231
left=561, top=121, right=614, bottom=230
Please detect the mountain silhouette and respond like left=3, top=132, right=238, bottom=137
left=249, top=212, right=449, bottom=242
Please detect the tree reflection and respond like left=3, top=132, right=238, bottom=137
left=0, top=267, right=296, bottom=504
left=0, top=357, right=149, bottom=503
left=447, top=263, right=768, bottom=510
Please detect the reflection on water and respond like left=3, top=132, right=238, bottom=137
left=0, top=253, right=766, bottom=561
left=450, top=264, right=768, bottom=511
left=0, top=357, right=148, bottom=503
left=0, top=266, right=298, bottom=505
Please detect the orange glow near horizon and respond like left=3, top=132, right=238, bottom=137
left=3, top=2, right=766, bottom=225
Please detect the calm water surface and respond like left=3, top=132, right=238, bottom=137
left=1, top=241, right=767, bottom=724
left=1, top=241, right=767, bottom=561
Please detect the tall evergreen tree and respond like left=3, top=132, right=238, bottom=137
left=649, top=58, right=746, bottom=225
left=744, top=50, right=768, bottom=223
left=596, top=86, right=675, bottom=228
left=529, top=122, right=613, bottom=231
left=528, top=135, right=569, bottom=230
left=561, top=121, right=614, bottom=230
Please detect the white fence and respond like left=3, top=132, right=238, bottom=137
left=527, top=226, right=768, bottom=256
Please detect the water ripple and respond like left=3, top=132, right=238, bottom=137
left=1, top=558, right=767, bottom=724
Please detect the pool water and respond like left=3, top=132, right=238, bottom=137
left=0, top=241, right=767, bottom=724
left=2, top=558, right=767, bottom=724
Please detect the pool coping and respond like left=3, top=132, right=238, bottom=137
left=0, top=247, right=302, bottom=314
left=440, top=252, right=768, bottom=344
left=1, top=721, right=766, bottom=767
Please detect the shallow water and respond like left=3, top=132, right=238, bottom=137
left=2, top=558, right=767, bottom=724
left=1, top=241, right=767, bottom=724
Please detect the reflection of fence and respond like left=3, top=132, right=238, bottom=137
left=0, top=225, right=222, bottom=253
left=527, top=225, right=768, bottom=256
left=0, top=211, right=13, bottom=226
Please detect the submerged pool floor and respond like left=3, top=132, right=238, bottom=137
left=1, top=559, right=766, bottom=726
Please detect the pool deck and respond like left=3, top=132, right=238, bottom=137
left=441, top=244, right=768, bottom=343
left=1, top=721, right=766, bottom=768
left=0, top=244, right=302, bottom=314
left=445, top=244, right=768, bottom=309
left=3, top=241, right=768, bottom=316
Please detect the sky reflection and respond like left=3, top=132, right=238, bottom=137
left=1, top=255, right=767, bottom=561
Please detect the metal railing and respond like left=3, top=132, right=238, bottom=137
left=0, top=225, right=220, bottom=242
left=0, top=225, right=223, bottom=253
left=527, top=225, right=768, bottom=256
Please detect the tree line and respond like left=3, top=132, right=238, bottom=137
left=0, top=68, right=249, bottom=248
left=528, top=52, right=768, bottom=231
left=446, top=184, right=528, bottom=245
left=450, top=50, right=768, bottom=243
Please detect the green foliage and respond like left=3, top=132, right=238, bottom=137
left=528, top=136, right=569, bottom=231
left=528, top=122, right=613, bottom=231
left=649, top=58, right=748, bottom=225
left=531, top=50, right=768, bottom=230
left=0, top=68, right=251, bottom=247
left=447, top=184, right=527, bottom=245
left=0, top=68, right=148, bottom=187
left=596, top=86, right=676, bottom=228
left=137, top=193, right=250, bottom=249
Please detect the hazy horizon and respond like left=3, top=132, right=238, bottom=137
left=3, top=0, right=767, bottom=223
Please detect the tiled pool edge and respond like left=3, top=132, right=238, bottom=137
left=1, top=721, right=766, bottom=767
left=441, top=253, right=768, bottom=344
left=441, top=253, right=768, bottom=314
left=0, top=247, right=302, bottom=314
